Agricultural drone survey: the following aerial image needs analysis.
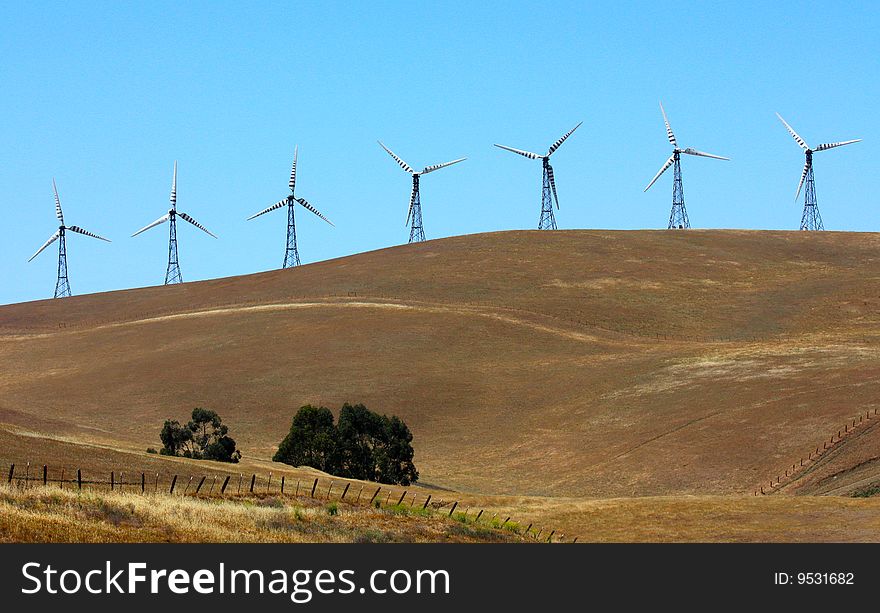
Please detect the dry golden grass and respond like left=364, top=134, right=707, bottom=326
left=2, top=229, right=880, bottom=541
left=0, top=484, right=525, bottom=543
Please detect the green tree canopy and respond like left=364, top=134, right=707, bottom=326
left=272, top=405, right=338, bottom=472
left=158, top=408, right=241, bottom=463
left=274, top=403, right=418, bottom=486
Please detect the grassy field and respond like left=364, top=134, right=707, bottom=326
left=2, top=229, right=880, bottom=541
left=0, top=484, right=526, bottom=543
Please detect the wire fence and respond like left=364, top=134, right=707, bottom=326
left=755, top=407, right=879, bottom=495
left=2, top=461, right=573, bottom=543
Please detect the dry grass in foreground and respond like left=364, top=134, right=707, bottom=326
left=0, top=485, right=526, bottom=543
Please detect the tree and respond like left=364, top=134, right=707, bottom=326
left=375, top=415, right=419, bottom=486
left=274, top=403, right=418, bottom=485
left=158, top=408, right=241, bottom=463
left=159, top=420, right=192, bottom=457
left=336, top=403, right=383, bottom=480
left=273, top=405, right=338, bottom=472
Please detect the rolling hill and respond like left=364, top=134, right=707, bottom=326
left=2, top=229, right=880, bottom=538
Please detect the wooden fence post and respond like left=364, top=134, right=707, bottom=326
left=195, top=476, right=206, bottom=494
left=572, top=537, right=578, bottom=544
left=7, top=464, right=13, bottom=484
left=281, top=476, right=285, bottom=494
left=209, top=476, right=216, bottom=494
left=238, top=474, right=243, bottom=494
left=248, top=474, right=256, bottom=493
left=42, top=465, right=47, bottom=486
left=141, top=473, right=145, bottom=494
left=397, top=490, right=407, bottom=506
left=525, top=523, right=532, bottom=534
left=369, top=487, right=381, bottom=504
left=341, top=483, right=350, bottom=500
left=77, top=469, right=82, bottom=490
left=25, top=462, right=29, bottom=488
left=60, top=468, right=64, bottom=490
left=385, top=490, right=392, bottom=505
left=502, top=517, right=510, bottom=527
left=111, top=471, right=115, bottom=491
left=295, top=481, right=300, bottom=497
left=169, top=475, right=178, bottom=494
left=448, top=501, right=458, bottom=517
left=422, top=494, right=432, bottom=510
left=155, top=473, right=159, bottom=493
left=326, top=481, right=334, bottom=499
left=267, top=473, right=272, bottom=493
left=184, top=476, right=193, bottom=494
left=475, top=509, right=483, bottom=521
left=547, top=530, right=555, bottom=543
left=356, top=486, right=363, bottom=503
left=221, top=475, right=231, bottom=494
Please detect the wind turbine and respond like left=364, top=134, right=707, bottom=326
left=247, top=146, right=333, bottom=268
left=378, top=141, right=466, bottom=243
left=132, top=161, right=216, bottom=284
left=644, top=103, right=729, bottom=229
left=494, top=122, right=581, bottom=230
left=776, top=113, right=861, bottom=231
left=28, top=179, right=110, bottom=298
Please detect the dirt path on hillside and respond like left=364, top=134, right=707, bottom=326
left=0, top=298, right=658, bottom=347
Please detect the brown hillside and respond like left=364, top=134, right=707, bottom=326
left=1, top=230, right=880, bottom=498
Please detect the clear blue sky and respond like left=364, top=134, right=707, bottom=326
left=1, top=1, right=877, bottom=304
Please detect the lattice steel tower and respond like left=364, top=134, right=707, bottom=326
left=644, top=103, right=728, bottom=228
left=776, top=113, right=860, bottom=231
left=378, top=141, right=465, bottom=244
left=165, top=212, right=183, bottom=283
left=247, top=146, right=333, bottom=267
left=408, top=174, right=425, bottom=243
left=667, top=151, right=690, bottom=229
left=132, top=161, right=217, bottom=284
left=28, top=179, right=110, bottom=298
left=495, top=123, right=581, bottom=230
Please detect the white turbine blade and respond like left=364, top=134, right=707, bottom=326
left=776, top=113, right=810, bottom=150
left=378, top=141, right=414, bottom=173
left=52, top=178, right=64, bottom=224
left=296, top=197, right=334, bottom=226
left=131, top=213, right=170, bottom=237
left=659, top=102, right=677, bottom=148
left=420, top=157, right=466, bottom=175
left=814, top=139, right=861, bottom=152
left=289, top=146, right=298, bottom=192
left=493, top=143, right=541, bottom=160
left=68, top=225, right=110, bottom=242
left=547, top=121, right=582, bottom=156
left=170, top=160, right=178, bottom=208
left=179, top=212, right=217, bottom=238
left=28, top=230, right=60, bottom=262
left=644, top=154, right=676, bottom=192
left=795, top=158, right=811, bottom=200
left=247, top=198, right=288, bottom=220
left=681, top=147, right=730, bottom=161
left=547, top=163, right=559, bottom=209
